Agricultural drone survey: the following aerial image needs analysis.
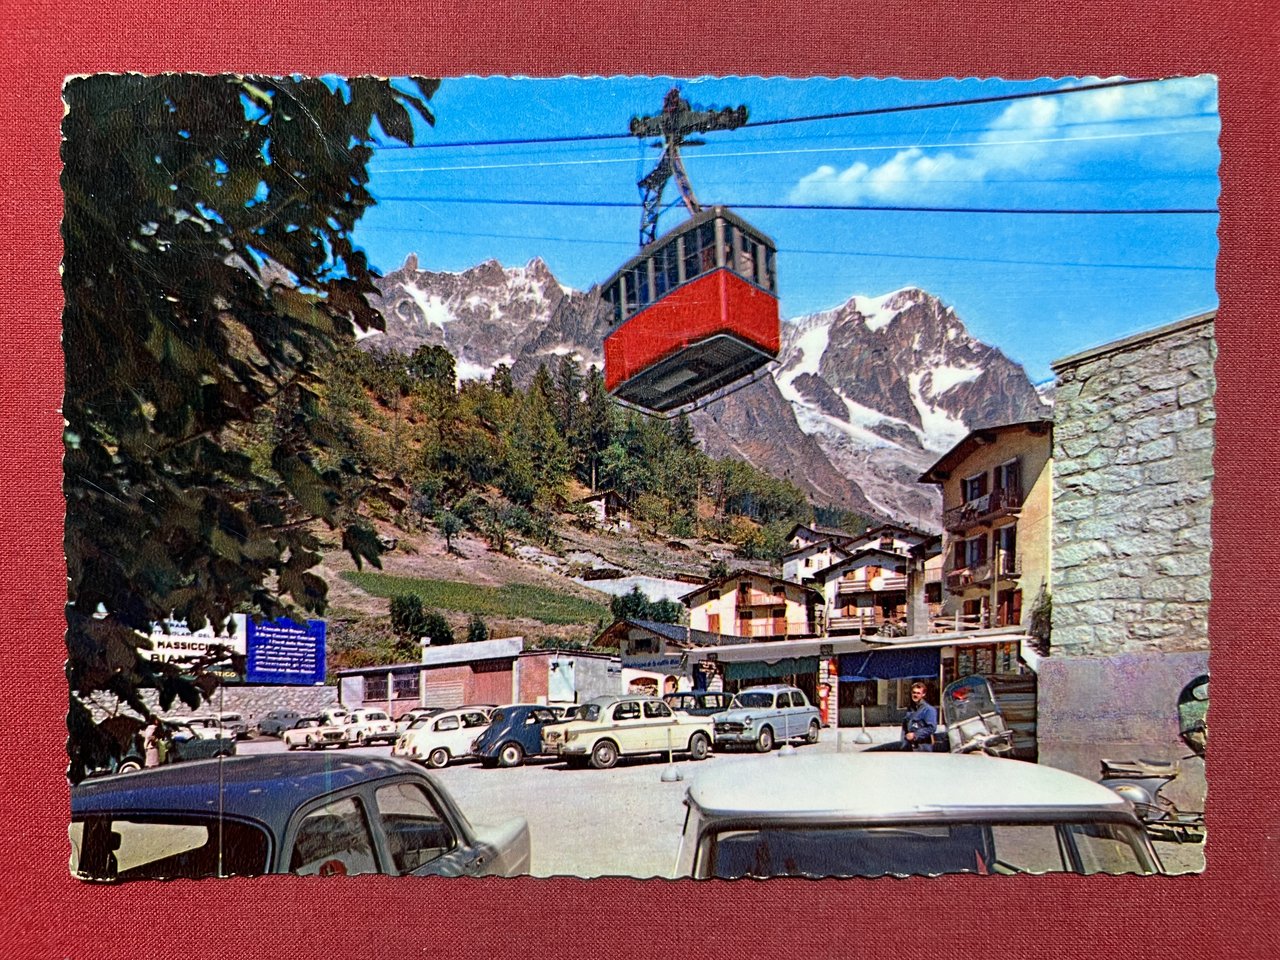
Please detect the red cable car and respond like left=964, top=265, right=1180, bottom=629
left=601, top=206, right=780, bottom=413
left=600, top=89, right=781, bottom=415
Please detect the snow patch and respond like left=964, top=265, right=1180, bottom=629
left=921, top=364, right=982, bottom=395
left=403, top=281, right=453, bottom=330
left=908, top=372, right=972, bottom=451
left=852, top=293, right=903, bottom=332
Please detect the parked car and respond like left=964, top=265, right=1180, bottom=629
left=70, top=754, right=531, bottom=881
left=664, top=690, right=735, bottom=717
left=340, top=709, right=399, bottom=746
left=113, top=721, right=236, bottom=774
left=187, top=711, right=249, bottom=739
left=282, top=717, right=347, bottom=751
left=541, top=695, right=714, bottom=770
left=395, top=707, right=445, bottom=735
left=711, top=685, right=821, bottom=752
left=675, top=753, right=1164, bottom=879
left=168, top=716, right=230, bottom=740
left=393, top=708, right=493, bottom=768
left=258, top=710, right=303, bottom=738
left=471, top=705, right=562, bottom=768
left=319, top=706, right=350, bottom=727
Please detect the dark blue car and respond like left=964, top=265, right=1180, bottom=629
left=70, top=753, right=530, bottom=881
left=471, top=704, right=562, bottom=768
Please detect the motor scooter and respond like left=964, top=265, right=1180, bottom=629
left=1098, top=673, right=1207, bottom=844
left=940, top=675, right=1015, bottom=756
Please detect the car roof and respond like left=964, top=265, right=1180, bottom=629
left=584, top=694, right=666, bottom=707
left=686, top=754, right=1134, bottom=822
left=735, top=685, right=796, bottom=693
left=72, top=754, right=425, bottom=836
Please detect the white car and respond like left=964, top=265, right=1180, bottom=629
left=392, top=708, right=493, bottom=768
left=541, top=695, right=714, bottom=769
left=395, top=707, right=444, bottom=734
left=676, top=753, right=1164, bottom=878
left=281, top=717, right=347, bottom=751
left=341, top=708, right=399, bottom=746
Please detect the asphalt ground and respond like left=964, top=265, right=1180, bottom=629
left=239, top=730, right=1205, bottom=876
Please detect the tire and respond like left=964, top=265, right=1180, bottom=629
left=688, top=732, right=710, bottom=761
left=806, top=720, right=821, bottom=744
left=754, top=726, right=775, bottom=753
left=359, top=732, right=371, bottom=747
left=286, top=741, right=297, bottom=751
left=590, top=740, right=619, bottom=770
left=497, top=742, right=524, bottom=768
left=306, top=735, right=317, bottom=750
left=116, top=759, right=142, bottom=774
left=427, top=747, right=450, bottom=769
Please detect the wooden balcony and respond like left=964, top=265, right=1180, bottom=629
left=733, top=618, right=792, bottom=638
left=945, top=556, right=1022, bottom=594
left=837, top=574, right=907, bottom=597
left=735, top=589, right=786, bottom=608
left=944, top=486, right=1024, bottom=532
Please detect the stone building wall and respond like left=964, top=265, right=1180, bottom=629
left=1038, top=311, right=1214, bottom=804
left=1050, top=312, right=1215, bottom=657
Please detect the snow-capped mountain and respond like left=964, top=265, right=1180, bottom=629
left=364, top=256, right=1049, bottom=528
left=772, top=288, right=1050, bottom=520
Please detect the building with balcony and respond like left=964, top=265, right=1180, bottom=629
left=919, top=419, right=1053, bottom=633
left=807, top=542, right=943, bottom=637
left=680, top=569, right=821, bottom=640
left=784, top=522, right=858, bottom=554
left=782, top=538, right=851, bottom=584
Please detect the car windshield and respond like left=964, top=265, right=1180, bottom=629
left=577, top=704, right=603, bottom=722
left=71, top=816, right=271, bottom=881
left=699, top=821, right=1157, bottom=879
left=733, top=693, right=774, bottom=709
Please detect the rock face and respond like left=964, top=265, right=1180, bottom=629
left=776, top=288, right=1050, bottom=522
left=366, top=259, right=1049, bottom=526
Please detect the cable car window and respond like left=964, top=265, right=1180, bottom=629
left=603, top=281, right=623, bottom=326
left=684, top=222, right=717, bottom=279
left=765, top=248, right=777, bottom=293
left=733, top=228, right=758, bottom=284
left=629, top=263, right=651, bottom=312
left=654, top=242, right=680, bottom=298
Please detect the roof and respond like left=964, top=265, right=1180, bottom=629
left=785, top=523, right=858, bottom=545
left=1051, top=310, right=1215, bottom=372
left=809, top=547, right=912, bottom=583
left=918, top=419, right=1053, bottom=484
left=782, top=539, right=852, bottom=562
left=686, top=753, right=1134, bottom=821
left=336, top=636, right=525, bottom=676
left=680, top=569, right=822, bottom=605
left=72, top=754, right=422, bottom=837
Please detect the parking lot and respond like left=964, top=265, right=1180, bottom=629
left=239, top=730, right=1204, bottom=877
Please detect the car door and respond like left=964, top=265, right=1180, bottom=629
left=642, top=699, right=678, bottom=752
left=610, top=699, right=645, bottom=752
left=457, top=711, right=490, bottom=755
left=522, top=709, right=558, bottom=754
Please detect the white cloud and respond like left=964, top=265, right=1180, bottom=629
left=789, top=76, right=1218, bottom=204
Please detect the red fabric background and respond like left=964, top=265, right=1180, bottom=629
left=2, top=3, right=1276, bottom=958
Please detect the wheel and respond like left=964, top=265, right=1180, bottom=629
left=116, top=759, right=142, bottom=774
left=427, top=747, right=450, bottom=769
left=286, top=741, right=297, bottom=751
left=590, top=740, right=619, bottom=770
left=688, top=732, right=710, bottom=761
left=497, top=742, right=524, bottom=768
left=754, top=726, right=775, bottom=753
left=306, top=735, right=318, bottom=750
left=359, top=732, right=371, bottom=746
left=806, top=720, right=821, bottom=744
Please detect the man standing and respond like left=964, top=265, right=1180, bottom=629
left=901, top=682, right=938, bottom=752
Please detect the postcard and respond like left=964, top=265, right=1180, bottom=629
left=63, top=73, right=1216, bottom=881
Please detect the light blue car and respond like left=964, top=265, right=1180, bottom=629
left=711, top=685, right=821, bottom=752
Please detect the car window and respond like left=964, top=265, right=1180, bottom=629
left=289, top=796, right=378, bottom=877
left=374, top=782, right=456, bottom=874
left=614, top=701, right=641, bottom=721
left=434, top=716, right=460, bottom=732
left=530, top=709, right=557, bottom=723
left=367, top=712, right=389, bottom=721
left=1060, top=822, right=1157, bottom=875
left=461, top=713, right=487, bottom=728
left=70, top=816, right=270, bottom=881
left=736, top=693, right=774, bottom=709
left=644, top=701, right=673, bottom=719
left=578, top=704, right=602, bottom=722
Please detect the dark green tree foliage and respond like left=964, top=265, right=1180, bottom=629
left=466, top=613, right=489, bottom=644
left=62, top=74, right=437, bottom=781
left=609, top=586, right=683, bottom=624
left=436, top=509, right=463, bottom=553
left=390, top=594, right=429, bottom=643
left=422, top=611, right=455, bottom=647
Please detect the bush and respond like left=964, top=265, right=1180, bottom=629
left=421, top=610, right=455, bottom=647
left=466, top=613, right=489, bottom=644
left=390, top=594, right=428, bottom=642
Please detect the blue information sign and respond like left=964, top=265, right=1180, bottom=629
left=246, top=618, right=326, bottom=685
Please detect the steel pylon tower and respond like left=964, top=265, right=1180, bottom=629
left=630, top=88, right=748, bottom=247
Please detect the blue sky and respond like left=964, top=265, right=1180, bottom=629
left=354, top=76, right=1219, bottom=383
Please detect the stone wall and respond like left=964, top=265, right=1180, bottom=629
left=1049, top=312, right=1215, bottom=657
left=80, top=684, right=340, bottom=729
